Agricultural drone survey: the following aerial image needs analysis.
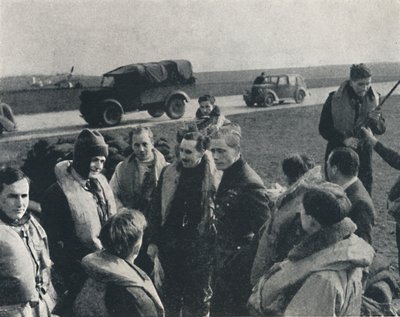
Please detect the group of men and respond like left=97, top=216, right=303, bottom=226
left=0, top=62, right=397, bottom=317
left=0, top=120, right=271, bottom=316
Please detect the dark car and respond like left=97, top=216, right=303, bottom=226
left=243, top=74, right=309, bottom=107
left=80, top=60, right=195, bottom=126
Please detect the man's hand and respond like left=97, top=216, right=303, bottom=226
left=361, top=127, right=378, bottom=146
left=343, top=137, right=359, bottom=149
left=147, top=243, right=159, bottom=261
left=368, top=110, right=382, bottom=121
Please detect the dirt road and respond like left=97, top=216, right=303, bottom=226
left=2, top=81, right=398, bottom=142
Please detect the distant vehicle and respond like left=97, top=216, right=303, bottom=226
left=79, top=59, right=195, bottom=127
left=243, top=74, right=309, bottom=107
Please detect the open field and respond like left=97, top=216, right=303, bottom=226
left=1, top=95, right=400, bottom=276
left=1, top=62, right=399, bottom=115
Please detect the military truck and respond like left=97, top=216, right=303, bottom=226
left=80, top=60, right=195, bottom=126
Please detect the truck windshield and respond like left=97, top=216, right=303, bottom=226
left=101, top=76, right=114, bottom=88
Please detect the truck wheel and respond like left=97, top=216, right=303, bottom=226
left=166, top=96, right=185, bottom=119
left=295, top=90, right=306, bottom=103
left=102, top=102, right=123, bottom=126
left=148, top=105, right=165, bottom=118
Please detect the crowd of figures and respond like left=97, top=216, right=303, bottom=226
left=1, top=63, right=400, bottom=317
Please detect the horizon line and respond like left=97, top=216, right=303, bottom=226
left=2, top=61, right=400, bottom=79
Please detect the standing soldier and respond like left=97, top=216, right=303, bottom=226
left=147, top=132, right=220, bottom=317
left=210, top=124, right=270, bottom=316
left=41, top=129, right=116, bottom=314
left=0, top=167, right=56, bottom=317
left=110, top=126, right=168, bottom=274
left=319, top=63, right=386, bottom=194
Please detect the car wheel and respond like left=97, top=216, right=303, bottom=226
left=102, top=102, right=123, bottom=126
left=166, top=96, right=185, bottom=119
left=263, top=93, right=274, bottom=107
left=245, top=99, right=254, bottom=107
left=148, top=104, right=165, bottom=118
left=295, top=90, right=306, bottom=103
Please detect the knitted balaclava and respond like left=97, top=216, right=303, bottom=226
left=72, top=129, right=109, bottom=178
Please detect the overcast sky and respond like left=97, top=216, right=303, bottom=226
left=0, top=0, right=399, bottom=76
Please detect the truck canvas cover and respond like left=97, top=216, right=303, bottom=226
left=103, top=60, right=194, bottom=85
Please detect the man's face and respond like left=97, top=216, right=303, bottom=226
left=210, top=137, right=239, bottom=171
left=179, top=139, right=204, bottom=168
left=300, top=207, right=314, bottom=234
left=89, top=156, right=106, bottom=178
left=350, top=77, right=371, bottom=97
left=131, top=132, right=154, bottom=162
left=326, top=155, right=337, bottom=183
left=0, top=178, right=29, bottom=220
left=199, top=100, right=213, bottom=116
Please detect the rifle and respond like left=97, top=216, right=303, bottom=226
left=376, top=79, right=400, bottom=110
left=355, top=79, right=400, bottom=148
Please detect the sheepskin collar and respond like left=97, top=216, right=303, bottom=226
left=288, top=217, right=357, bottom=261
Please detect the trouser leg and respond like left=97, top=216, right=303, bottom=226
left=182, top=264, right=213, bottom=317
left=182, top=234, right=214, bottom=317
left=212, top=246, right=254, bottom=316
left=358, top=145, right=373, bottom=195
left=162, top=259, right=184, bottom=317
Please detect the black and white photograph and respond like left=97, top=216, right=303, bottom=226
left=0, top=0, right=400, bottom=316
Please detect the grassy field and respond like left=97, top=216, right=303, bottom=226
left=1, top=95, right=400, bottom=275
left=1, top=62, right=399, bottom=115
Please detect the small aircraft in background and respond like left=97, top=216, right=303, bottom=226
left=30, top=76, right=44, bottom=88
left=54, top=66, right=74, bottom=88
left=30, top=66, right=83, bottom=89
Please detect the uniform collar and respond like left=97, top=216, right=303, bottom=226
left=223, top=156, right=245, bottom=176
left=342, top=176, right=358, bottom=191
left=0, top=210, right=30, bottom=226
